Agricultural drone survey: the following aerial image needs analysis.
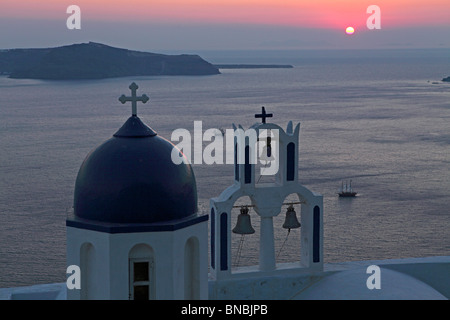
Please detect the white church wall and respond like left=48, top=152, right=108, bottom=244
left=66, top=227, right=111, bottom=299
left=67, top=218, right=208, bottom=300
left=172, top=220, right=209, bottom=300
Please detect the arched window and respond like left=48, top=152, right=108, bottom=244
left=185, top=237, right=200, bottom=299
left=220, top=212, right=228, bottom=271
left=129, top=244, right=155, bottom=300
left=211, top=208, right=215, bottom=269
left=286, top=142, right=295, bottom=181
left=235, top=142, right=239, bottom=181
left=245, top=145, right=251, bottom=184
left=313, top=206, right=320, bottom=263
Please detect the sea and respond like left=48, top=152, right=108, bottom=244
left=0, top=48, right=449, bottom=288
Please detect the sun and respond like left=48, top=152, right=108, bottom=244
left=345, top=26, right=355, bottom=35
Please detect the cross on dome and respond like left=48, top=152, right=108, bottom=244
left=118, top=82, right=149, bottom=117
left=255, top=106, right=273, bottom=124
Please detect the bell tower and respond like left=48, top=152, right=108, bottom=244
left=209, top=107, right=323, bottom=290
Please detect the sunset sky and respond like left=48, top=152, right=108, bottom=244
left=1, top=0, right=449, bottom=51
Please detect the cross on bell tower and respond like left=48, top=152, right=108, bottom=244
left=255, top=106, right=274, bottom=158
left=255, top=106, right=273, bottom=124
left=119, top=82, right=149, bottom=117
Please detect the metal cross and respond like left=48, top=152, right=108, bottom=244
left=118, top=82, right=149, bottom=116
left=255, top=106, right=273, bottom=124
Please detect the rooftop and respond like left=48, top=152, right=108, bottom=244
left=2, top=255, right=448, bottom=300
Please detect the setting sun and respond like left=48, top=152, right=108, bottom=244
left=345, top=26, right=355, bottom=35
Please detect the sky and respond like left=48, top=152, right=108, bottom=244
left=0, top=0, right=450, bottom=51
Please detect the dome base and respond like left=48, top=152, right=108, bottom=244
left=66, top=211, right=208, bottom=234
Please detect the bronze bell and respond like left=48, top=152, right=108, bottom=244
left=232, top=206, right=255, bottom=235
left=282, top=205, right=301, bottom=230
left=259, top=145, right=275, bottom=162
left=259, top=136, right=275, bottom=162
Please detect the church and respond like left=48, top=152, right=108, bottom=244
left=1, top=83, right=448, bottom=300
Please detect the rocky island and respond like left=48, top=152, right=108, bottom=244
left=0, top=42, right=220, bottom=80
left=442, top=76, right=450, bottom=82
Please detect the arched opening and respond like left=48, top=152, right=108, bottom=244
left=210, top=207, right=215, bottom=270
left=255, top=129, right=278, bottom=185
left=220, top=212, right=228, bottom=271
left=286, top=142, right=295, bottom=181
left=274, top=193, right=302, bottom=265
left=80, top=242, right=95, bottom=300
left=184, top=237, right=200, bottom=299
left=128, top=244, right=154, bottom=300
left=313, top=206, right=321, bottom=263
left=230, top=196, right=259, bottom=270
left=244, top=145, right=252, bottom=184
left=234, top=142, right=239, bottom=181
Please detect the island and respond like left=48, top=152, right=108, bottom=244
left=442, top=76, right=450, bottom=82
left=214, top=64, right=293, bottom=69
left=0, top=42, right=220, bottom=80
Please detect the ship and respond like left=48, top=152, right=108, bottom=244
left=338, top=180, right=357, bottom=197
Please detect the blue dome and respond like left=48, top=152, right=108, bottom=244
left=73, top=116, right=198, bottom=224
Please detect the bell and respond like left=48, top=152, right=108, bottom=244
left=259, top=134, right=275, bottom=163
left=259, top=145, right=275, bottom=162
left=282, top=205, right=301, bottom=230
left=232, top=206, right=256, bottom=235
left=260, top=138, right=275, bottom=163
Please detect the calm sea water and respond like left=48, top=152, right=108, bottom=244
left=0, top=49, right=449, bottom=288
